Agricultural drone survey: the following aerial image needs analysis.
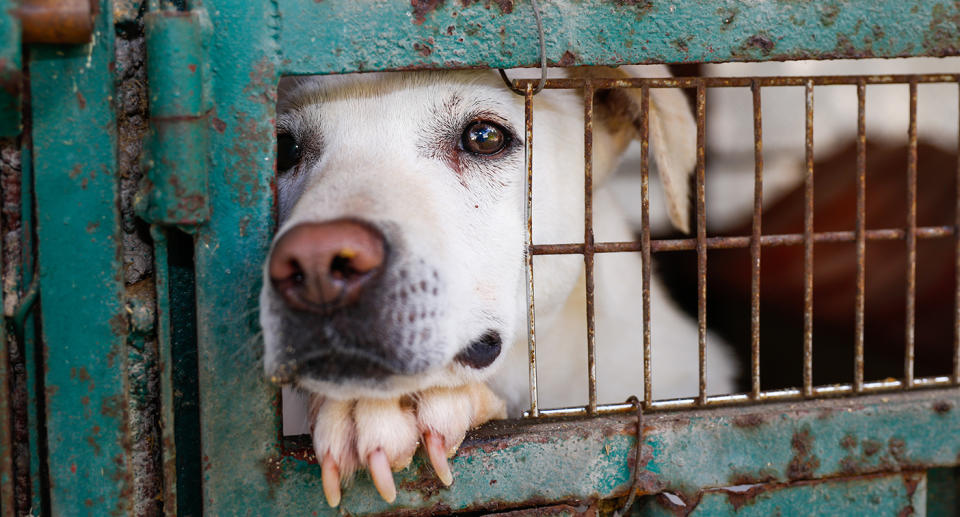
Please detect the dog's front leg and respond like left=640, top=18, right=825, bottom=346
left=310, top=382, right=506, bottom=506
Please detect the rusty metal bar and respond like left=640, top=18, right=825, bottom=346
left=583, top=81, right=598, bottom=415
left=905, top=79, right=918, bottom=389
left=696, top=80, right=707, bottom=405
left=640, top=85, right=653, bottom=408
left=514, top=74, right=960, bottom=90
left=524, top=85, right=539, bottom=417
left=855, top=79, right=867, bottom=393
left=531, top=376, right=957, bottom=417
left=956, top=80, right=960, bottom=386
left=803, top=80, right=815, bottom=398
left=17, top=0, right=96, bottom=44
left=750, top=80, right=763, bottom=400
left=529, top=226, right=956, bottom=256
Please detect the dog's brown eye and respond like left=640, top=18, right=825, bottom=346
left=461, top=121, right=509, bottom=155
left=277, top=132, right=301, bottom=172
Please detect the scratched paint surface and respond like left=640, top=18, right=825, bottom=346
left=279, top=0, right=960, bottom=76
left=639, top=472, right=927, bottom=516
left=29, top=1, right=131, bottom=514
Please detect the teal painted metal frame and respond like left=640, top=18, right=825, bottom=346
left=276, top=0, right=960, bottom=76
left=0, top=0, right=21, bottom=136
left=187, top=0, right=960, bottom=515
left=6, top=0, right=959, bottom=515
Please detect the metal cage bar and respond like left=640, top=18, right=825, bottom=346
left=906, top=79, right=919, bottom=388
left=750, top=80, right=763, bottom=400
left=640, top=85, right=653, bottom=407
left=524, top=85, right=539, bottom=417
left=583, top=81, right=598, bottom=414
left=696, top=80, right=708, bottom=404
left=855, top=79, right=867, bottom=393
left=512, top=72, right=960, bottom=417
left=803, top=80, right=815, bottom=398
left=956, top=80, right=960, bottom=386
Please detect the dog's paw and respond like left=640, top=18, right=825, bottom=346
left=309, top=383, right=506, bottom=507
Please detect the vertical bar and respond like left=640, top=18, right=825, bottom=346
left=855, top=80, right=867, bottom=393
left=956, top=80, right=960, bottom=385
left=803, top=80, right=815, bottom=397
left=29, top=1, right=132, bottom=512
left=583, top=81, right=597, bottom=415
left=696, top=80, right=708, bottom=404
left=640, top=85, right=653, bottom=407
left=20, top=142, right=47, bottom=516
left=750, top=81, right=763, bottom=399
left=524, top=85, right=539, bottom=417
left=151, top=227, right=178, bottom=517
left=905, top=79, right=918, bottom=389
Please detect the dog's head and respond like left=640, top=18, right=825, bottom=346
left=260, top=67, right=695, bottom=400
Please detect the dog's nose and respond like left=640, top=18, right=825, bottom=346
left=269, top=220, right=386, bottom=310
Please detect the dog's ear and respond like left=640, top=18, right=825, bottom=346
left=567, top=65, right=697, bottom=233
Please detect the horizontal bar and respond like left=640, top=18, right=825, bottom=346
left=282, top=387, right=960, bottom=514
left=527, top=376, right=956, bottom=418
left=277, top=0, right=960, bottom=75
left=515, top=74, right=960, bottom=90
left=530, top=226, right=955, bottom=255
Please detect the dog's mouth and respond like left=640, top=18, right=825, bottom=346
left=275, top=349, right=401, bottom=385
left=272, top=328, right=504, bottom=387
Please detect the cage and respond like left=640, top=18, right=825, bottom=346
left=0, top=0, right=958, bottom=515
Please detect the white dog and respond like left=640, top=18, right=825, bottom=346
left=259, top=65, right=737, bottom=507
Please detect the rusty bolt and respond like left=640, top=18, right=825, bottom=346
left=16, top=0, right=97, bottom=45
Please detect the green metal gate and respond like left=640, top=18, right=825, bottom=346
left=1, top=0, right=959, bottom=515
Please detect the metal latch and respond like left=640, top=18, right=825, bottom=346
left=137, top=8, right=211, bottom=227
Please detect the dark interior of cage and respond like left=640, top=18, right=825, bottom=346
left=658, top=106, right=957, bottom=392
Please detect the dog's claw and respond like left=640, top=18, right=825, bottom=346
left=424, top=431, right=453, bottom=486
left=321, top=453, right=342, bottom=507
left=368, top=449, right=397, bottom=503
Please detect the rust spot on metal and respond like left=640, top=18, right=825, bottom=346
left=109, top=312, right=128, bottom=336
left=723, top=484, right=769, bottom=512
left=933, top=400, right=953, bottom=413
left=732, top=32, right=776, bottom=57
left=863, top=438, right=882, bottom=456
left=260, top=455, right=285, bottom=486
left=898, top=506, right=916, bottom=517
left=731, top=413, right=764, bottom=428
left=840, top=433, right=857, bottom=450
left=414, top=40, right=433, bottom=57
left=903, top=472, right=921, bottom=497
left=70, top=366, right=92, bottom=383
left=16, top=0, right=96, bottom=44
left=459, top=0, right=514, bottom=14
left=412, top=0, right=444, bottom=25
left=556, top=50, right=578, bottom=67
left=786, top=427, right=820, bottom=480
left=212, top=117, right=226, bottom=133
left=0, top=60, right=22, bottom=96
left=888, top=437, right=907, bottom=462
left=727, top=468, right=777, bottom=487
left=76, top=91, right=86, bottom=109
left=396, top=460, right=446, bottom=499
left=495, top=504, right=598, bottom=516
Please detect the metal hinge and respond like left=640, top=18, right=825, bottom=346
left=137, top=8, right=211, bottom=227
